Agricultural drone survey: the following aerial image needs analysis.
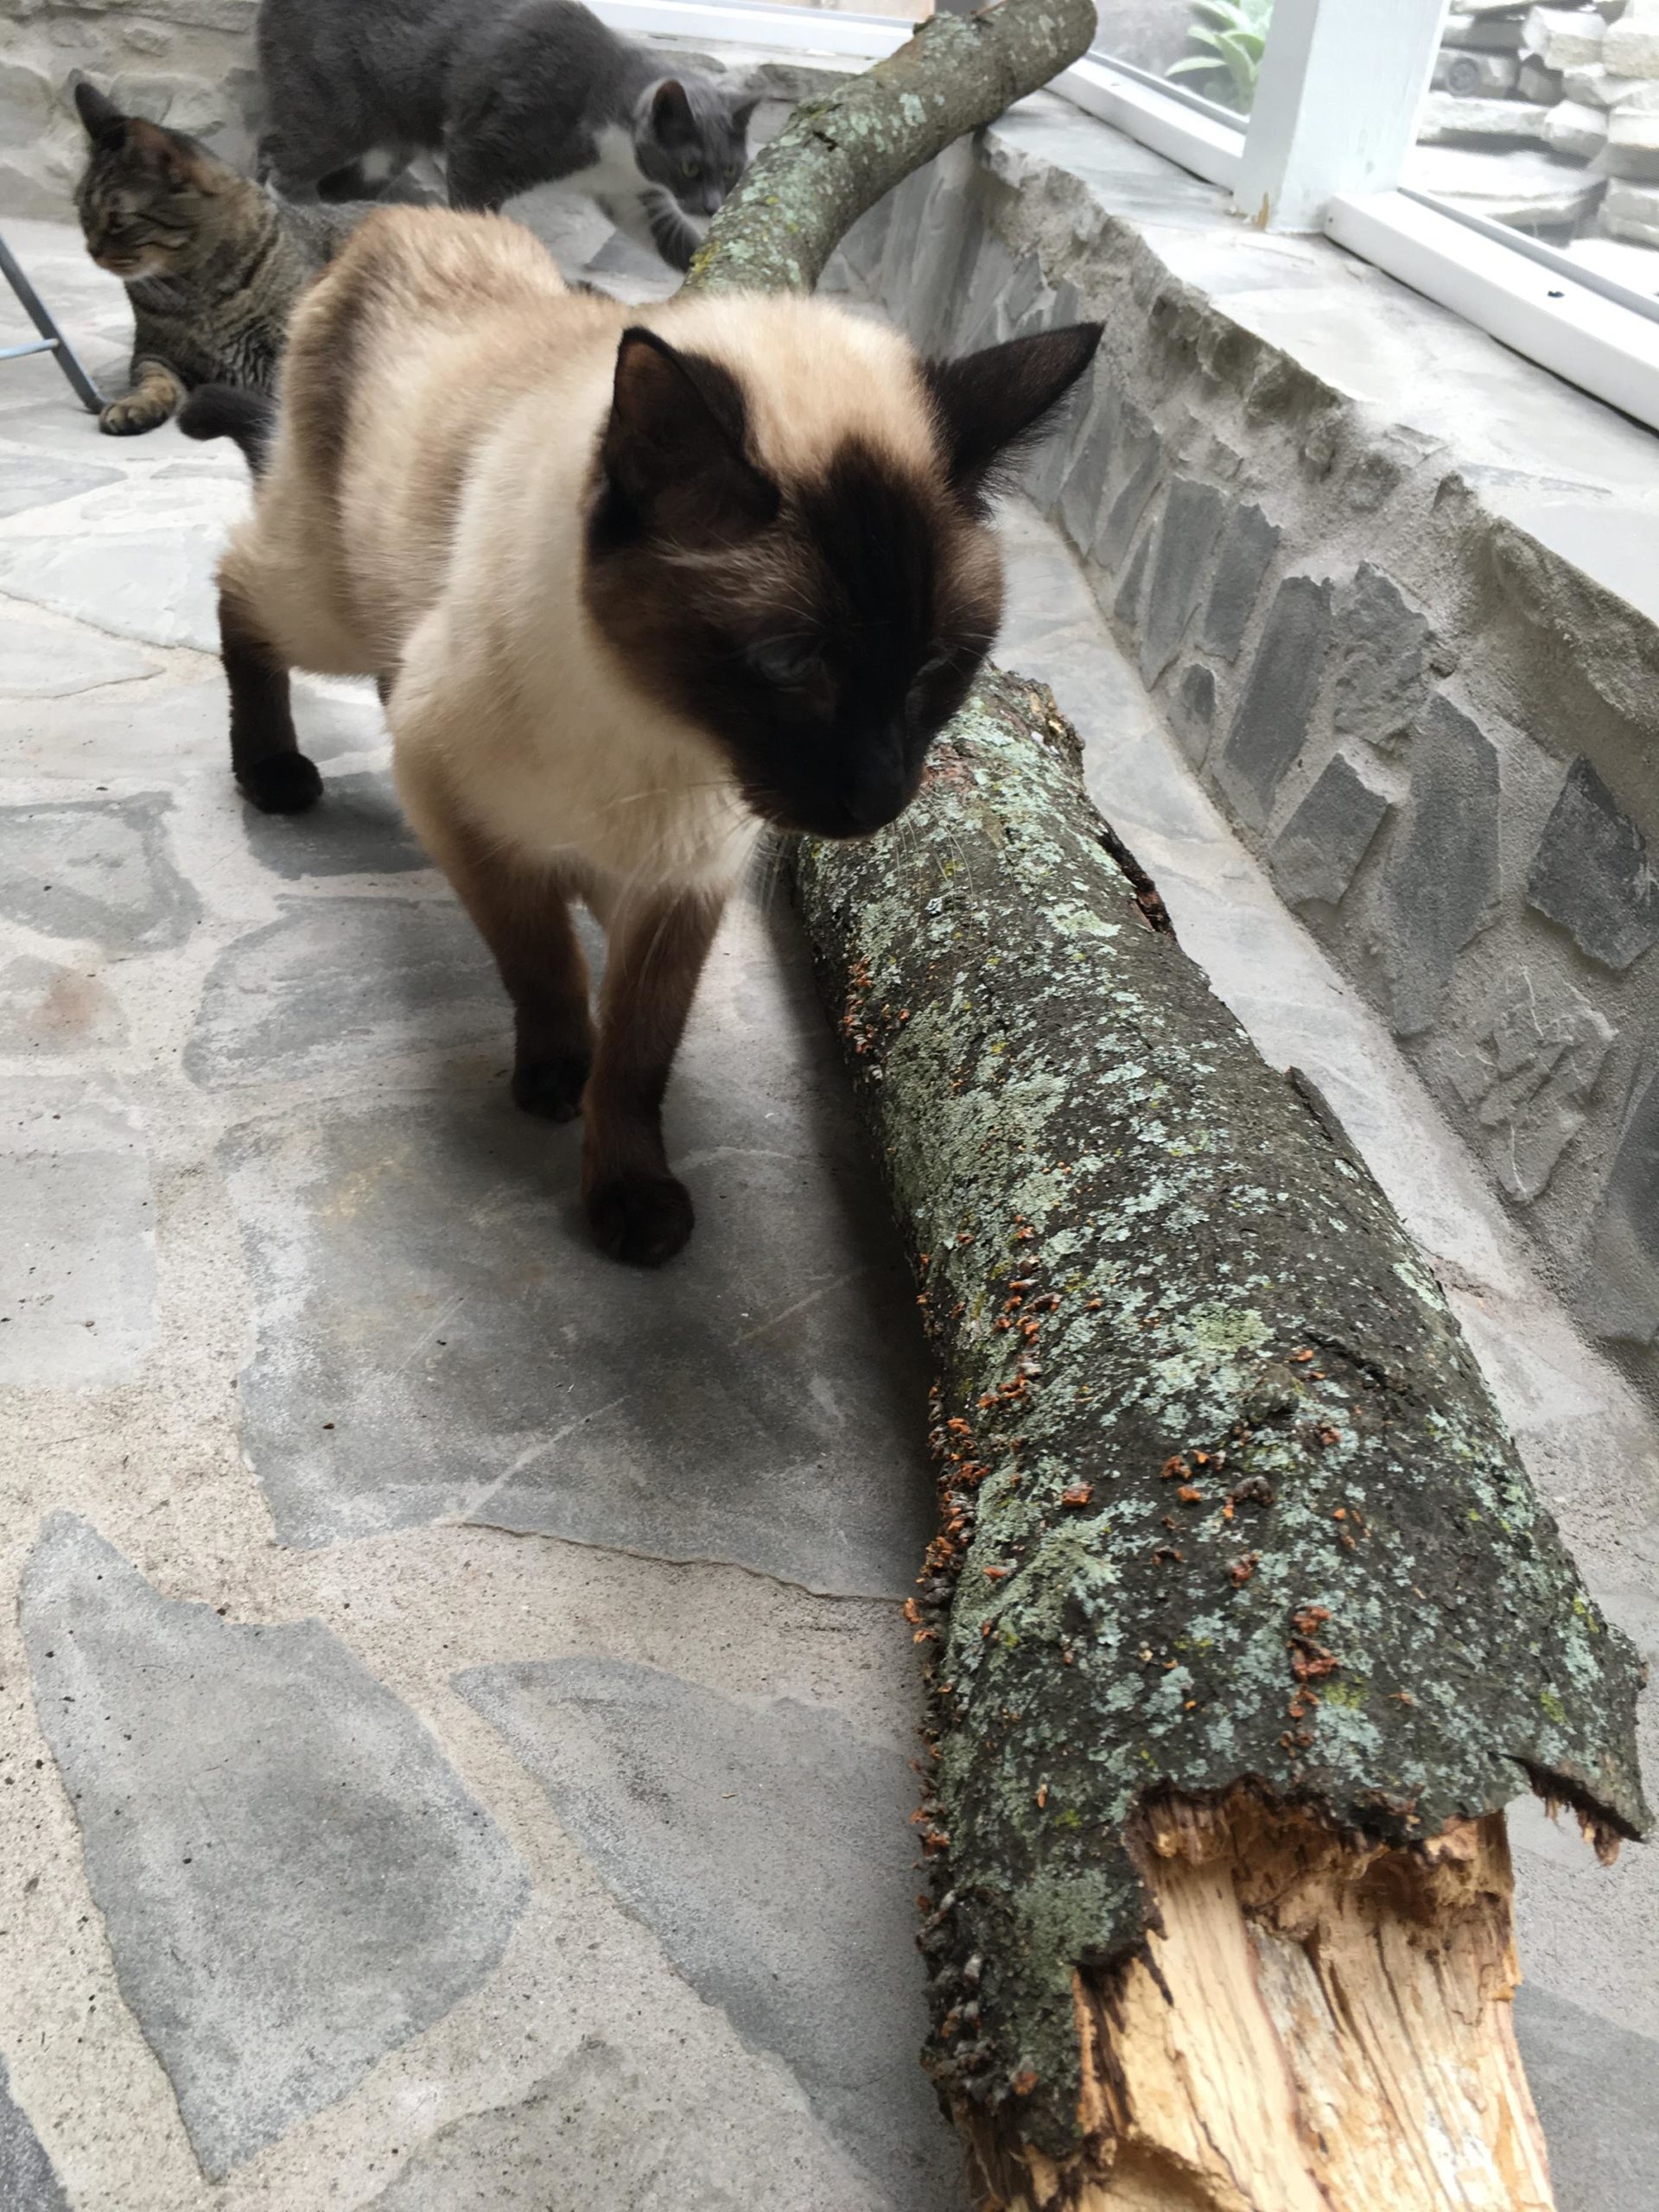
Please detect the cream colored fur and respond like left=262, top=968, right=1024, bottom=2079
left=219, top=207, right=945, bottom=913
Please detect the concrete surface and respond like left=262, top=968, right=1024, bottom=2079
left=0, top=216, right=960, bottom=2212
left=1, top=213, right=1656, bottom=2212
left=22, top=1515, right=531, bottom=2179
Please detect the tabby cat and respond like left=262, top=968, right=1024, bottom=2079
left=73, top=79, right=366, bottom=436
left=255, top=0, right=755, bottom=270
left=181, top=207, right=1100, bottom=1263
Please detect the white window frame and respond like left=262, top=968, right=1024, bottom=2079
left=591, top=0, right=1659, bottom=435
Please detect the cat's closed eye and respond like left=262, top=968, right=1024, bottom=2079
left=748, top=639, right=819, bottom=689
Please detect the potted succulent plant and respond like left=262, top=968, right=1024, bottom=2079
left=1168, top=0, right=1274, bottom=110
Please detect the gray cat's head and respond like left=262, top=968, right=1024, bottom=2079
left=632, top=77, right=757, bottom=220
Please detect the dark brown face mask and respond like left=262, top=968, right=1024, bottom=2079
left=582, top=320, right=1103, bottom=841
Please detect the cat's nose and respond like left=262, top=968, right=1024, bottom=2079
left=839, top=733, right=912, bottom=833
left=702, top=182, right=724, bottom=217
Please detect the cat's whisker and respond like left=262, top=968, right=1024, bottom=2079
left=749, top=827, right=796, bottom=913
left=594, top=779, right=736, bottom=812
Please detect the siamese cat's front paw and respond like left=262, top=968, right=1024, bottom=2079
left=512, top=1052, right=591, bottom=1122
left=238, top=752, right=323, bottom=814
left=585, top=1170, right=694, bottom=1268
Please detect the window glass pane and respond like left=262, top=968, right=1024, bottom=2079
left=1095, top=0, right=1274, bottom=115
left=1409, top=1, right=1659, bottom=298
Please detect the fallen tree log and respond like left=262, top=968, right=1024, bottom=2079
left=794, top=673, right=1649, bottom=2209
left=685, top=13, right=1650, bottom=2209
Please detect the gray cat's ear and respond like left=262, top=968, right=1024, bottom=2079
left=730, top=95, right=760, bottom=136
left=649, top=79, right=695, bottom=137
left=923, top=324, right=1103, bottom=504
left=600, top=327, right=779, bottom=546
left=73, top=79, right=128, bottom=149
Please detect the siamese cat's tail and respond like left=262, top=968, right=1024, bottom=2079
left=178, top=385, right=276, bottom=477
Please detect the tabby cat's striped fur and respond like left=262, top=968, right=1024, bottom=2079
left=73, top=79, right=369, bottom=436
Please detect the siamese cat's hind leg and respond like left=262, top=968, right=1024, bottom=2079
left=397, top=763, right=597, bottom=1126
left=214, top=580, right=322, bottom=815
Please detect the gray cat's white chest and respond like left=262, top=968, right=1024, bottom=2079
left=560, top=123, right=651, bottom=216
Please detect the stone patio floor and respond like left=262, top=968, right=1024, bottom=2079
left=1, top=213, right=1656, bottom=2211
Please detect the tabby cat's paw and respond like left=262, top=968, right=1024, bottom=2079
left=512, top=1052, right=591, bottom=1122
left=99, top=395, right=173, bottom=436
left=585, top=1172, right=695, bottom=1268
left=238, top=753, right=323, bottom=815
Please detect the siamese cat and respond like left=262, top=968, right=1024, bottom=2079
left=181, top=207, right=1099, bottom=1267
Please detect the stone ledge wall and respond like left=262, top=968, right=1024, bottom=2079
left=836, top=126, right=1659, bottom=1406
left=0, top=0, right=263, bottom=218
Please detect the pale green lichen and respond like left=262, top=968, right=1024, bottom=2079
left=794, top=666, right=1649, bottom=2158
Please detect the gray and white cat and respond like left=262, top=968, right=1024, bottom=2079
left=255, top=0, right=757, bottom=270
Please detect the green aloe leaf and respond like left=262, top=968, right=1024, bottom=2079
left=1169, top=0, right=1273, bottom=105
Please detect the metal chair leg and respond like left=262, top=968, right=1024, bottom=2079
left=0, top=232, right=103, bottom=414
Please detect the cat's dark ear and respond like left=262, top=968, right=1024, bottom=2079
left=123, top=114, right=223, bottom=191
left=924, top=323, right=1103, bottom=504
left=649, top=79, right=695, bottom=138
left=73, top=79, right=128, bottom=149
left=599, top=327, right=779, bottom=548
left=729, top=94, right=760, bottom=136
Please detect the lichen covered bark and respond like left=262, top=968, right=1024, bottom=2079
left=793, top=669, right=1649, bottom=2158
left=683, top=0, right=1096, bottom=298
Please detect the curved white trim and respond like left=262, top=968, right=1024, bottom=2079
left=1327, top=189, right=1659, bottom=436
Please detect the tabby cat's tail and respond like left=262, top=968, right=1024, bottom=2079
left=177, top=385, right=276, bottom=477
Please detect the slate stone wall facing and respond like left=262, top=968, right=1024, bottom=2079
left=835, top=130, right=1659, bottom=1406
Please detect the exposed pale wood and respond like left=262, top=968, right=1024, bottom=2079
left=966, top=1796, right=1554, bottom=2212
